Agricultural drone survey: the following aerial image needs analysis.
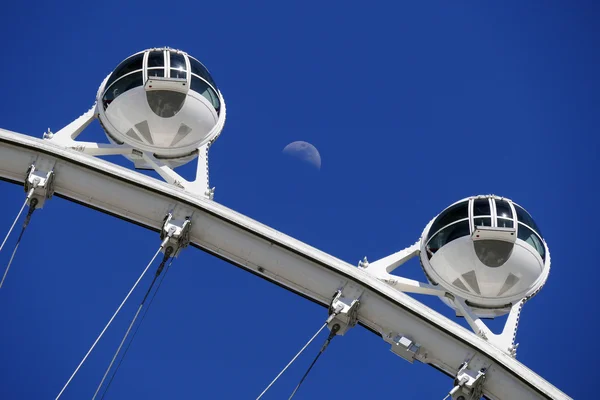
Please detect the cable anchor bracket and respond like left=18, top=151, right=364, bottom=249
left=24, top=163, right=55, bottom=209
left=327, top=289, right=361, bottom=336
left=160, top=213, right=192, bottom=257
left=383, top=331, right=422, bottom=364
left=445, top=361, right=487, bottom=400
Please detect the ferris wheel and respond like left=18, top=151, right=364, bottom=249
left=0, top=47, right=570, bottom=400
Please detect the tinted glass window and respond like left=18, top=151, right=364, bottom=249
left=170, top=69, right=187, bottom=79
left=102, top=72, right=143, bottom=109
left=514, top=204, right=542, bottom=237
left=191, top=76, right=221, bottom=113
left=497, top=218, right=514, bottom=228
left=148, top=68, right=164, bottom=77
left=170, top=52, right=187, bottom=71
left=495, top=200, right=513, bottom=219
left=518, top=223, right=545, bottom=261
left=428, top=201, right=469, bottom=240
left=473, top=199, right=491, bottom=216
left=427, top=220, right=470, bottom=255
left=106, top=53, right=144, bottom=90
left=189, top=57, right=218, bottom=89
left=473, top=217, right=492, bottom=227
left=148, top=51, right=165, bottom=67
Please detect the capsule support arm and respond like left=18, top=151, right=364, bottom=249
left=45, top=105, right=97, bottom=144
left=454, top=297, right=523, bottom=357
left=360, top=242, right=446, bottom=296
left=363, top=241, right=420, bottom=274
left=141, top=146, right=213, bottom=199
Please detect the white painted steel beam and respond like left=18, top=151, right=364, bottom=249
left=0, top=128, right=570, bottom=400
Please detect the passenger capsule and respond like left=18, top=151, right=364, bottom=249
left=419, top=195, right=549, bottom=317
left=96, top=47, right=225, bottom=169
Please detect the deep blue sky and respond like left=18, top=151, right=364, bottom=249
left=0, top=1, right=598, bottom=399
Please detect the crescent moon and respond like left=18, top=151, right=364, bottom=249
left=282, top=141, right=322, bottom=169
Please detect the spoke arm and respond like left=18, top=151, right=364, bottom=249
left=364, top=241, right=420, bottom=274
left=47, top=106, right=96, bottom=144
left=379, top=275, right=447, bottom=296
left=454, top=297, right=524, bottom=355
left=453, top=297, right=491, bottom=339
left=67, top=142, right=134, bottom=156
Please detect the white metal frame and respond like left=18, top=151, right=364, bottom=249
left=0, top=128, right=570, bottom=399
left=361, top=242, right=525, bottom=356
left=44, top=47, right=226, bottom=201
left=43, top=103, right=219, bottom=200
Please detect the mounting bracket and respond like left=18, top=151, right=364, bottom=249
left=327, top=287, right=361, bottom=336
left=160, top=212, right=192, bottom=257
left=446, top=360, right=487, bottom=400
left=383, top=332, right=422, bottom=364
left=24, top=161, right=56, bottom=209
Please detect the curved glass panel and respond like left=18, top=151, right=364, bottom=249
left=189, top=57, right=218, bottom=90
left=170, top=69, right=187, bottom=80
left=474, top=240, right=514, bottom=268
left=191, top=76, right=221, bottom=114
left=428, top=201, right=469, bottom=241
left=102, top=72, right=143, bottom=110
left=427, top=220, right=470, bottom=255
left=148, top=51, right=165, bottom=67
left=497, top=218, right=514, bottom=228
left=514, top=204, right=542, bottom=237
left=146, top=90, right=186, bottom=118
left=170, top=52, right=187, bottom=71
left=147, top=68, right=164, bottom=78
left=495, top=200, right=513, bottom=219
left=473, top=217, right=492, bottom=227
left=105, top=53, right=144, bottom=91
left=473, top=198, right=491, bottom=216
left=517, top=223, right=545, bottom=261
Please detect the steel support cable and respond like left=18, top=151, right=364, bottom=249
left=0, top=188, right=34, bottom=255
left=92, top=248, right=174, bottom=400
left=442, top=385, right=462, bottom=400
left=98, top=258, right=174, bottom=400
left=288, top=324, right=340, bottom=400
left=0, top=196, right=38, bottom=290
left=255, top=323, right=328, bottom=400
left=55, top=236, right=171, bottom=400
left=256, top=313, right=340, bottom=400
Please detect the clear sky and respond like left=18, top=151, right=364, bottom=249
left=0, top=1, right=598, bottom=399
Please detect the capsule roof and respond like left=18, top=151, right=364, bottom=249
left=100, top=48, right=221, bottom=115
left=424, top=195, right=545, bottom=261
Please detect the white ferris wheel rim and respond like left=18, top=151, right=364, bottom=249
left=0, top=128, right=570, bottom=400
